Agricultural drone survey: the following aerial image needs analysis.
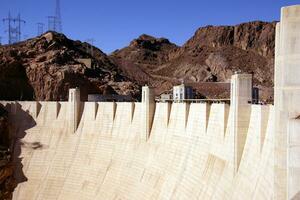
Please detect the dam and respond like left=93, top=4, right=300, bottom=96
left=0, top=5, right=300, bottom=200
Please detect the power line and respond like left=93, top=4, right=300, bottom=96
left=47, top=0, right=62, bottom=32
left=3, top=12, right=25, bottom=44
left=37, top=23, right=45, bottom=35
left=55, top=0, right=62, bottom=32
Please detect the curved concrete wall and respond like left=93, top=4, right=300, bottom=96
left=0, top=101, right=274, bottom=200
left=275, top=5, right=300, bottom=199
left=1, top=4, right=300, bottom=200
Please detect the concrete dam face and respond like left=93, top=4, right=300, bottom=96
left=1, top=99, right=274, bottom=200
left=1, top=4, right=300, bottom=200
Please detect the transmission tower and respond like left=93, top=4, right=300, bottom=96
left=55, top=0, right=62, bottom=32
left=47, top=0, right=62, bottom=32
left=3, top=12, right=25, bottom=44
left=47, top=16, right=56, bottom=32
left=37, top=23, right=45, bottom=35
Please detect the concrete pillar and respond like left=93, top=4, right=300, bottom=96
left=141, top=86, right=155, bottom=140
left=164, top=102, right=171, bottom=127
left=230, top=73, right=252, bottom=173
left=275, top=5, right=300, bottom=199
left=68, top=88, right=81, bottom=133
left=32, top=101, right=41, bottom=119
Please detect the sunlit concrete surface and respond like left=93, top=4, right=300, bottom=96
left=0, top=4, right=299, bottom=200
left=0, top=97, right=274, bottom=200
left=0, top=74, right=270, bottom=200
left=275, top=4, right=300, bottom=200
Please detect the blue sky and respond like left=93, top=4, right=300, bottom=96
left=1, top=0, right=299, bottom=53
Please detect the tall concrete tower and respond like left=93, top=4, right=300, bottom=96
left=275, top=5, right=300, bottom=199
left=68, top=88, right=81, bottom=133
left=141, top=86, right=155, bottom=140
left=230, top=73, right=252, bottom=173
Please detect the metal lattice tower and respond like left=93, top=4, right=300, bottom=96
left=48, top=0, right=62, bottom=32
left=37, top=23, right=45, bottom=35
left=3, top=12, right=25, bottom=44
left=47, top=16, right=56, bottom=32
left=55, top=0, right=62, bottom=32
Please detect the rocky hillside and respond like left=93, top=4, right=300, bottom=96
left=111, top=21, right=276, bottom=101
left=0, top=21, right=276, bottom=101
left=0, top=32, right=140, bottom=101
left=110, top=34, right=180, bottom=95
left=0, top=106, right=16, bottom=200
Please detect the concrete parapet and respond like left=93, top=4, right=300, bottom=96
left=14, top=101, right=41, bottom=119
left=83, top=102, right=98, bottom=121
left=112, top=102, right=134, bottom=138
left=207, top=103, right=229, bottom=139
left=168, top=102, right=190, bottom=136
left=150, top=103, right=171, bottom=142
left=38, top=101, right=60, bottom=122
left=162, top=102, right=171, bottom=127
left=186, top=103, right=210, bottom=136
left=255, top=105, right=270, bottom=152
left=96, top=102, right=116, bottom=136
left=96, top=102, right=116, bottom=121
left=245, top=105, right=270, bottom=155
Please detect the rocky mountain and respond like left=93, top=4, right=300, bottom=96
left=0, top=21, right=276, bottom=101
left=0, top=32, right=140, bottom=101
left=111, top=21, right=276, bottom=101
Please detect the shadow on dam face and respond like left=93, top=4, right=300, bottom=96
left=3, top=100, right=275, bottom=200
left=5, top=102, right=37, bottom=185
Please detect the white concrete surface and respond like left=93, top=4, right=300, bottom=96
left=230, top=73, right=252, bottom=172
left=275, top=5, right=300, bottom=200
left=0, top=4, right=299, bottom=200
left=142, top=86, right=155, bottom=140
left=0, top=99, right=275, bottom=200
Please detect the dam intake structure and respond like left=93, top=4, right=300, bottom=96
left=0, top=5, right=300, bottom=200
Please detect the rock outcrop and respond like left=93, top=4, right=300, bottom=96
left=0, top=32, right=140, bottom=101
left=0, top=107, right=16, bottom=200
left=111, top=21, right=276, bottom=101
left=0, top=21, right=276, bottom=101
